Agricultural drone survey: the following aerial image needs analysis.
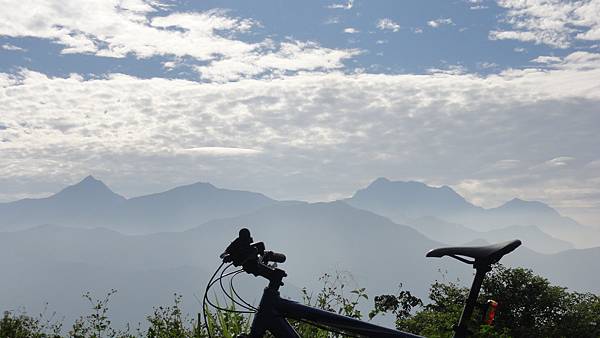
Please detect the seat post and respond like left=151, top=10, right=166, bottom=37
left=453, top=263, right=491, bottom=338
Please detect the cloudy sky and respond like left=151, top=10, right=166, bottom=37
left=1, top=0, right=599, bottom=225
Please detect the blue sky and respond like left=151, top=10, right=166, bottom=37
left=3, top=0, right=597, bottom=80
left=1, top=0, right=600, bottom=224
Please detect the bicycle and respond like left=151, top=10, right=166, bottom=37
left=203, top=228, right=521, bottom=338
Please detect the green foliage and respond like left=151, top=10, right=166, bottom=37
left=292, top=272, right=370, bottom=337
left=370, top=265, right=600, bottom=338
left=303, top=272, right=368, bottom=319
left=69, top=289, right=133, bottom=338
left=481, top=265, right=600, bottom=337
left=4, top=266, right=600, bottom=338
left=203, top=294, right=251, bottom=338
left=391, top=280, right=466, bottom=338
left=146, top=294, right=198, bottom=338
left=0, top=307, right=62, bottom=338
left=368, top=283, right=423, bottom=322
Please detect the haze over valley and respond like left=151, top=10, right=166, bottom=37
left=1, top=176, right=598, bottom=326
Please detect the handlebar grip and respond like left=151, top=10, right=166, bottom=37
left=265, top=251, right=286, bottom=263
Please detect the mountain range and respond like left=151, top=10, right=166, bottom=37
left=0, top=175, right=276, bottom=233
left=1, top=176, right=599, bottom=327
left=346, top=177, right=598, bottom=248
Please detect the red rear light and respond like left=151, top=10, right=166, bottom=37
left=484, top=300, right=499, bottom=325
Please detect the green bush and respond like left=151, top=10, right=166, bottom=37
left=370, top=265, right=600, bottom=338
left=3, top=266, right=599, bottom=337
left=0, top=306, right=62, bottom=338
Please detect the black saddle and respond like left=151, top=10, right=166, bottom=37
left=426, top=240, right=522, bottom=267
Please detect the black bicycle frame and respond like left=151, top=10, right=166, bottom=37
left=452, top=264, right=492, bottom=338
left=246, top=286, right=424, bottom=338
left=219, top=230, right=520, bottom=338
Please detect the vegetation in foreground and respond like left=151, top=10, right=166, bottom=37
left=2, top=266, right=599, bottom=338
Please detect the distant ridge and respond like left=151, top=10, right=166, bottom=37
left=1, top=176, right=600, bottom=325
left=1, top=175, right=597, bottom=247
left=496, top=198, right=559, bottom=214
left=0, top=176, right=276, bottom=233
left=346, top=177, right=481, bottom=222
left=346, top=177, right=598, bottom=248
left=407, top=217, right=573, bottom=254
left=1, top=200, right=600, bottom=327
left=53, top=175, right=126, bottom=203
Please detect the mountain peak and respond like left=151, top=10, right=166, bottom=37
left=363, top=178, right=460, bottom=197
left=348, top=178, right=477, bottom=220
left=74, top=175, right=108, bottom=189
left=503, top=197, right=548, bottom=208
left=189, top=181, right=216, bottom=189
left=162, top=181, right=217, bottom=195
left=367, top=177, right=430, bottom=190
left=82, top=174, right=99, bottom=182
left=496, top=198, right=558, bottom=215
left=370, top=177, right=391, bottom=185
left=53, top=175, right=125, bottom=202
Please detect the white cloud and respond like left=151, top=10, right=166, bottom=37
left=427, top=18, right=454, bottom=28
left=176, top=147, right=262, bottom=156
left=377, top=18, right=400, bottom=32
left=426, top=64, right=467, bottom=75
left=477, top=61, right=499, bottom=69
left=162, top=61, right=178, bottom=70
left=491, top=0, right=600, bottom=48
left=0, top=0, right=356, bottom=82
left=343, top=27, right=359, bottom=34
left=195, top=41, right=359, bottom=82
left=1, top=43, right=26, bottom=51
left=544, top=156, right=575, bottom=167
left=0, top=1, right=254, bottom=58
left=493, top=159, right=521, bottom=170
left=1, top=52, right=599, bottom=217
left=466, top=0, right=489, bottom=10
left=324, top=16, right=341, bottom=25
left=529, top=51, right=600, bottom=69
left=327, top=0, right=354, bottom=10
left=531, top=55, right=562, bottom=64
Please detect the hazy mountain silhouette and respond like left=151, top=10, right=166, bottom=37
left=346, top=178, right=599, bottom=248
left=1, top=190, right=599, bottom=327
left=408, top=216, right=573, bottom=253
left=115, top=181, right=276, bottom=232
left=2, top=175, right=595, bottom=249
left=0, top=201, right=461, bottom=326
left=0, top=176, right=276, bottom=233
left=2, top=175, right=599, bottom=332
left=503, top=246, right=600, bottom=294
left=185, top=201, right=452, bottom=293
left=346, top=178, right=482, bottom=222
left=0, top=176, right=126, bottom=230
left=482, top=198, right=594, bottom=246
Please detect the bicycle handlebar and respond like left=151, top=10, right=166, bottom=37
left=220, top=228, right=288, bottom=288
left=263, top=251, right=287, bottom=264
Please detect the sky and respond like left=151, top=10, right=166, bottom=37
left=0, top=0, right=599, bottom=225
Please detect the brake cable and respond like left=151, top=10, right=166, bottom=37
left=230, top=269, right=258, bottom=311
left=203, top=261, right=224, bottom=338
left=224, top=265, right=361, bottom=338
left=219, top=263, right=258, bottom=312
left=203, top=263, right=258, bottom=338
left=205, top=266, right=255, bottom=314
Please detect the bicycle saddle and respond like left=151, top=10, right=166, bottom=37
left=426, top=240, right=522, bottom=266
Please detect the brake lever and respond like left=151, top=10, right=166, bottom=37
left=220, top=252, right=232, bottom=263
